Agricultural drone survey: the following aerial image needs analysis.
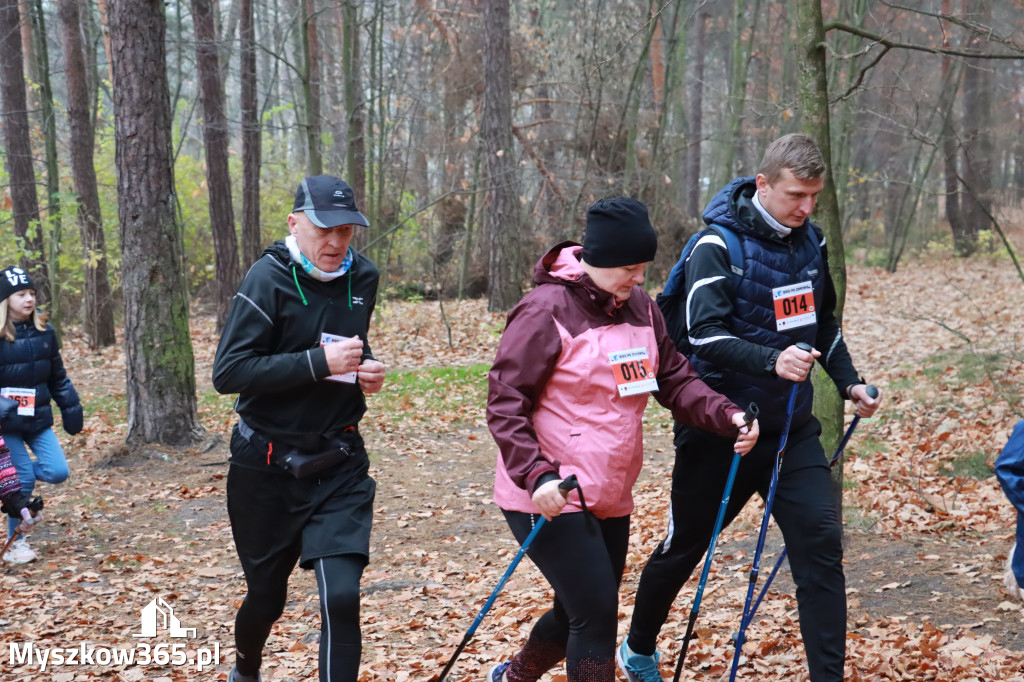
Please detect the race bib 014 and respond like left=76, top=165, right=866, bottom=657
left=772, top=281, right=816, bottom=331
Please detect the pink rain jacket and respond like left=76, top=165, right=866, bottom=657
left=488, top=243, right=741, bottom=519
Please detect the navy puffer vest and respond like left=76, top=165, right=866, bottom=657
left=692, top=225, right=824, bottom=433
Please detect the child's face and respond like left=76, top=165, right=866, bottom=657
left=6, top=289, right=35, bottom=322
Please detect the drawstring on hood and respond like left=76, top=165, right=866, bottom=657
left=291, top=265, right=309, bottom=306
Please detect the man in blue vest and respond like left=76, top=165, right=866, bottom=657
left=617, top=134, right=881, bottom=682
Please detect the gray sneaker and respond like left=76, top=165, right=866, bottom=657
left=229, top=665, right=261, bottom=682
left=616, top=640, right=664, bottom=682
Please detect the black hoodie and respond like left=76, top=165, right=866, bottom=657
left=212, top=240, right=379, bottom=457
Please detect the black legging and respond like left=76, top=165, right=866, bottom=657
left=502, top=510, right=630, bottom=682
left=627, top=418, right=846, bottom=681
left=235, top=554, right=365, bottom=681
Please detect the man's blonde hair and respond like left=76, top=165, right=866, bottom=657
left=758, top=134, right=826, bottom=184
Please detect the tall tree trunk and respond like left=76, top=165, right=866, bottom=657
left=684, top=12, right=707, bottom=218
left=59, top=0, right=115, bottom=348
left=239, top=0, right=262, bottom=267
left=302, top=0, right=322, bottom=175
left=482, top=0, right=521, bottom=311
left=959, top=0, right=993, bottom=245
left=192, top=0, right=240, bottom=328
left=80, top=0, right=102, bottom=127
left=941, top=0, right=965, bottom=253
left=343, top=0, right=366, bottom=249
left=715, top=0, right=762, bottom=190
left=27, top=0, right=63, bottom=324
left=108, top=0, right=203, bottom=447
left=795, top=0, right=845, bottom=509
left=0, top=0, right=48, bottom=301
left=94, top=0, right=113, bottom=85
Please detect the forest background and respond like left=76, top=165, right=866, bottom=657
left=1, top=0, right=1024, bottom=680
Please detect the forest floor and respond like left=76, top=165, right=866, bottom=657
left=1, top=245, right=1024, bottom=681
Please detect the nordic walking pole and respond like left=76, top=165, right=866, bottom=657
left=437, top=475, right=581, bottom=682
left=672, top=403, right=759, bottom=682
left=728, top=342, right=812, bottom=682
left=0, top=532, right=18, bottom=561
left=743, top=385, right=879, bottom=628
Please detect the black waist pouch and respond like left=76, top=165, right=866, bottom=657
left=271, top=445, right=351, bottom=478
left=238, top=418, right=356, bottom=479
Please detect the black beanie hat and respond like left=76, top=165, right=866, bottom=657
left=582, top=197, right=658, bottom=267
left=0, top=266, right=34, bottom=303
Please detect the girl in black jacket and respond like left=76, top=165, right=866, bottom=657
left=0, top=266, right=82, bottom=563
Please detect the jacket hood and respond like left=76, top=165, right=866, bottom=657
left=703, top=176, right=811, bottom=244
left=533, top=241, right=621, bottom=314
left=264, top=240, right=293, bottom=265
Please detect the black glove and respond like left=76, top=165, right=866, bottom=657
left=62, top=403, right=84, bottom=435
left=2, top=495, right=43, bottom=534
left=1, top=493, right=42, bottom=518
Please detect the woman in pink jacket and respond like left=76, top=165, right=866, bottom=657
left=485, top=197, right=759, bottom=682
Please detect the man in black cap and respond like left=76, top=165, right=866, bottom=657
left=213, top=175, right=385, bottom=682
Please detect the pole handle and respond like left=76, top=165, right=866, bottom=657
left=864, top=384, right=879, bottom=399
left=795, top=341, right=813, bottom=352
left=743, top=403, right=759, bottom=426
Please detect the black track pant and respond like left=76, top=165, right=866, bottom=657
left=626, top=418, right=846, bottom=682
left=227, top=435, right=373, bottom=682
left=232, top=555, right=364, bottom=680
left=502, top=510, right=630, bottom=682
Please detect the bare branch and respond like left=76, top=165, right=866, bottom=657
left=823, top=21, right=1023, bottom=59
left=880, top=0, right=1024, bottom=53
left=829, top=43, right=890, bottom=103
left=952, top=169, right=1024, bottom=286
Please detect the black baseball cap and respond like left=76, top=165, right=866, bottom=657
left=292, top=175, right=370, bottom=228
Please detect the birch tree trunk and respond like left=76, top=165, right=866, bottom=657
left=108, top=0, right=203, bottom=447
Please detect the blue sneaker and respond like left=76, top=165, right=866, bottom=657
left=616, top=640, right=664, bottom=682
left=488, top=661, right=511, bottom=682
